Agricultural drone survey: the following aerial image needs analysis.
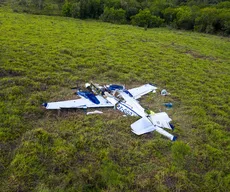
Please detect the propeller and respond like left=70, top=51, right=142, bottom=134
left=71, top=82, right=81, bottom=90
left=71, top=87, right=79, bottom=90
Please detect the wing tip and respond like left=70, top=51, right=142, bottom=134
left=148, top=83, right=157, bottom=88
left=131, top=130, right=142, bottom=135
left=172, top=136, right=177, bottom=141
left=42, top=103, right=48, bottom=108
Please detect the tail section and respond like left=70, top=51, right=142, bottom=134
left=131, top=117, right=155, bottom=135
left=131, top=117, right=176, bottom=141
left=149, top=112, right=174, bottom=130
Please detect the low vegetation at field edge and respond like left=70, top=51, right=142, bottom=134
left=0, top=7, right=230, bottom=191
left=10, top=0, right=230, bottom=36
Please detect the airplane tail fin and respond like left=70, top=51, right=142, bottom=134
left=131, top=117, right=176, bottom=141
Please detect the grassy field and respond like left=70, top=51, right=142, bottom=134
left=0, top=6, right=230, bottom=191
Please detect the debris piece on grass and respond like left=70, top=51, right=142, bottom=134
left=87, top=110, right=103, bottom=115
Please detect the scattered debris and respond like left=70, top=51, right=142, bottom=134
left=161, top=89, right=170, bottom=96
left=164, top=103, right=173, bottom=109
left=87, top=110, right=103, bottom=115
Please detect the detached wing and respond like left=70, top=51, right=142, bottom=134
left=43, top=95, right=114, bottom=109
left=128, top=84, right=157, bottom=99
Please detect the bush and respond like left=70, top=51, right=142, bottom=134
left=62, top=0, right=72, bottom=17
left=209, top=7, right=230, bottom=35
left=194, top=7, right=219, bottom=33
left=175, top=6, right=196, bottom=30
left=100, top=7, right=126, bottom=24
left=131, top=9, right=164, bottom=29
left=150, top=0, right=172, bottom=18
left=126, top=6, right=139, bottom=21
left=103, top=0, right=121, bottom=9
left=79, top=0, right=103, bottom=19
left=162, top=7, right=178, bottom=24
left=217, top=10, right=230, bottom=35
left=71, top=2, right=80, bottom=18
left=216, top=1, right=230, bottom=9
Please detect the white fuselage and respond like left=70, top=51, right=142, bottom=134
left=105, top=90, right=175, bottom=141
left=89, top=83, right=176, bottom=141
left=104, top=90, right=146, bottom=117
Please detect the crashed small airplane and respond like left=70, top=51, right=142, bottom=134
left=43, top=83, right=176, bottom=141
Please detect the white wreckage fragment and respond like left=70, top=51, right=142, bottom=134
left=86, top=110, right=103, bottom=115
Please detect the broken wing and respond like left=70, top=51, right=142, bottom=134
left=128, top=84, right=157, bottom=99
left=43, top=95, right=114, bottom=109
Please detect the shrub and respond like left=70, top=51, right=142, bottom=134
left=131, top=9, right=164, bottom=29
left=150, top=0, right=172, bottom=18
left=70, top=2, right=80, bottom=18
left=126, top=6, right=139, bottom=21
left=194, top=7, right=218, bottom=33
left=176, top=6, right=195, bottom=29
left=216, top=1, right=230, bottom=9
left=100, top=7, right=126, bottom=24
left=217, top=10, right=230, bottom=35
left=162, top=7, right=178, bottom=24
left=62, top=0, right=72, bottom=17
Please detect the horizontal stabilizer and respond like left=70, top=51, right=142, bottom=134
left=150, top=112, right=173, bottom=130
left=132, top=125, right=156, bottom=135
left=131, top=117, right=176, bottom=141
left=131, top=117, right=152, bottom=130
left=131, top=117, right=155, bottom=135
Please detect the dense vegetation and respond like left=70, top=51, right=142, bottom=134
left=1, top=4, right=230, bottom=192
left=10, top=0, right=230, bottom=35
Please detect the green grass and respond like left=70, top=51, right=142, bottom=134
left=1, top=6, right=230, bottom=191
